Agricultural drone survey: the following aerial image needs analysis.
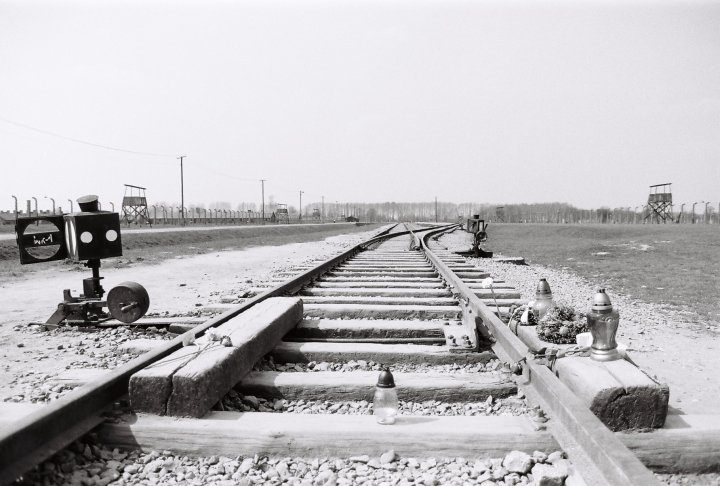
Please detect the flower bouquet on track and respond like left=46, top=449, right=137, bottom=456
left=535, top=305, right=589, bottom=344
left=506, top=304, right=537, bottom=327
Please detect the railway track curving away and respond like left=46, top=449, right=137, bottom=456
left=1, top=223, right=717, bottom=485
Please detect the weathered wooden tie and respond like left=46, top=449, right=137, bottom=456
left=129, top=298, right=303, bottom=417
left=237, top=371, right=517, bottom=402
left=96, top=413, right=556, bottom=459
left=513, top=327, right=670, bottom=431
left=554, top=357, right=669, bottom=431
left=288, top=319, right=446, bottom=340
left=319, top=276, right=441, bottom=283
left=303, top=303, right=461, bottom=320
left=313, top=281, right=445, bottom=288
left=338, top=262, right=434, bottom=268
left=88, top=411, right=720, bottom=473
left=301, top=296, right=458, bottom=306
left=327, top=270, right=438, bottom=278
left=271, top=341, right=494, bottom=365
left=302, top=287, right=451, bottom=297
left=1, top=403, right=716, bottom=474
left=335, top=266, right=435, bottom=272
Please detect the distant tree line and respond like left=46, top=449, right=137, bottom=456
left=148, top=199, right=718, bottom=224
left=297, top=201, right=643, bottom=224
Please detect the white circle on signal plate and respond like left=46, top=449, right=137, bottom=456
left=80, top=231, right=93, bottom=244
left=106, top=229, right=118, bottom=242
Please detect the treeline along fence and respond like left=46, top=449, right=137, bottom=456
left=2, top=200, right=718, bottom=226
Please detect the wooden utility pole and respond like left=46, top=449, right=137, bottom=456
left=178, top=155, right=186, bottom=226
left=299, top=190, right=304, bottom=222
left=260, top=179, right=266, bottom=224
left=435, top=196, right=438, bottom=222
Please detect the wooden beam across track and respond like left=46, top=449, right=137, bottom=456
left=302, top=287, right=452, bottom=297
left=326, top=270, right=438, bottom=278
left=337, top=263, right=436, bottom=268
left=301, top=296, right=458, bottom=306
left=271, top=341, right=495, bottom=365
left=303, top=303, right=461, bottom=320
left=0, top=223, right=454, bottom=484
left=419, top=226, right=662, bottom=486
left=313, top=281, right=445, bottom=288
left=288, top=319, right=446, bottom=340
left=96, top=413, right=557, bottom=460
left=349, top=257, right=427, bottom=261
left=320, top=276, right=441, bottom=283
left=237, top=370, right=517, bottom=402
left=2, top=403, right=716, bottom=474
left=89, top=412, right=720, bottom=473
left=129, top=298, right=303, bottom=417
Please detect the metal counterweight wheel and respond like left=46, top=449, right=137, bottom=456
left=107, top=281, right=150, bottom=323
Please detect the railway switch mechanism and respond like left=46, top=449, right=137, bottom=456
left=458, top=214, right=493, bottom=258
left=15, top=195, right=150, bottom=327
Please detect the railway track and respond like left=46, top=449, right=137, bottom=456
left=1, top=223, right=716, bottom=485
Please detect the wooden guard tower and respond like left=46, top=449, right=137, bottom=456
left=275, top=204, right=290, bottom=224
left=121, top=184, right=151, bottom=226
left=645, top=183, right=673, bottom=223
left=495, top=206, right=505, bottom=222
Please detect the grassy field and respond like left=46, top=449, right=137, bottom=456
left=488, top=223, right=720, bottom=325
left=0, top=222, right=383, bottom=278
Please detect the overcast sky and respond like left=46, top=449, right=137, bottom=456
left=1, top=0, right=718, bottom=213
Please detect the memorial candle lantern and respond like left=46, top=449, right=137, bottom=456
left=532, top=278, right=555, bottom=321
left=374, top=368, right=398, bottom=424
left=587, top=289, right=621, bottom=362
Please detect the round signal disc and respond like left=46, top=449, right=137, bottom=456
left=107, top=282, right=150, bottom=323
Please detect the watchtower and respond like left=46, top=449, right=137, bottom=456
left=276, top=204, right=290, bottom=224
left=645, top=183, right=673, bottom=223
left=121, top=184, right=151, bottom=226
left=495, top=206, right=505, bottom=223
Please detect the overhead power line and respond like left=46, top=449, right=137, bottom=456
left=202, top=167, right=262, bottom=183
left=0, top=115, right=175, bottom=157
left=1, top=115, right=330, bottom=199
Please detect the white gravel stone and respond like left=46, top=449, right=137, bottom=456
left=531, top=462, right=568, bottom=485
left=503, top=450, right=533, bottom=474
left=380, top=449, right=397, bottom=464
left=547, top=451, right=566, bottom=464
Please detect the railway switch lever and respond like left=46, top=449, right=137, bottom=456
left=457, top=216, right=493, bottom=258
left=15, top=195, right=150, bottom=327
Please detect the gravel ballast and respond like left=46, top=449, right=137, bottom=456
left=218, top=389, right=531, bottom=418
left=18, top=437, right=573, bottom=486
left=3, top=325, right=173, bottom=404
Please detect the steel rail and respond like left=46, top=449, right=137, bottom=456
left=418, top=226, right=661, bottom=486
left=0, top=223, right=454, bottom=484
